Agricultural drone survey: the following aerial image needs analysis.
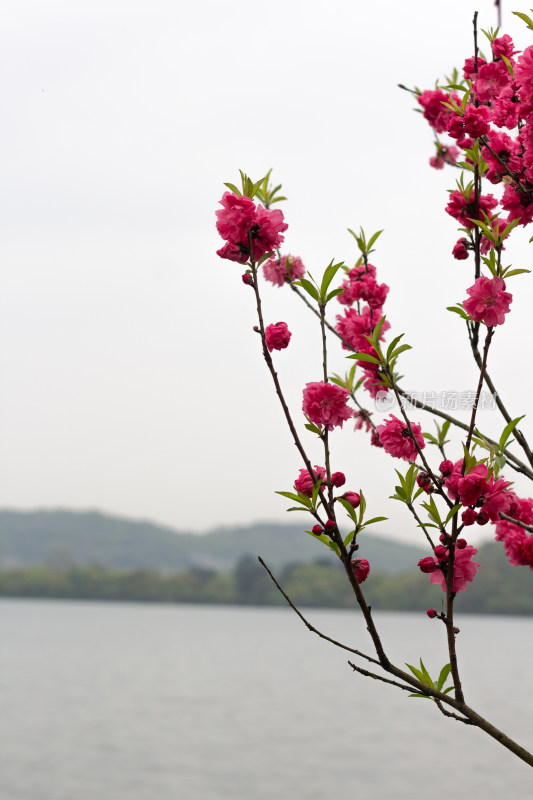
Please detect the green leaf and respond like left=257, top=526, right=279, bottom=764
left=436, top=663, right=451, bottom=691
left=390, top=486, right=407, bottom=502
left=223, top=182, right=241, bottom=196
left=326, top=288, right=344, bottom=303
left=442, top=686, right=455, bottom=695
left=311, top=479, right=323, bottom=507
left=337, top=497, right=359, bottom=525
left=327, top=540, right=341, bottom=556
left=306, top=529, right=335, bottom=548
left=494, top=454, right=506, bottom=470
left=295, top=278, right=319, bottom=302
left=305, top=422, right=322, bottom=435
left=502, top=268, right=531, bottom=279
left=499, top=415, right=526, bottom=451
left=286, top=507, right=311, bottom=512
left=276, top=490, right=311, bottom=507
left=256, top=251, right=274, bottom=267
left=344, top=530, right=356, bottom=547
left=390, top=343, right=412, bottom=360
left=358, top=490, right=367, bottom=525
left=408, top=693, right=431, bottom=699
left=386, top=334, right=405, bottom=362
left=366, top=229, right=384, bottom=250
left=421, top=496, right=443, bottom=526
left=512, top=11, right=533, bottom=29
left=419, top=659, right=435, bottom=689
left=320, top=261, right=343, bottom=300
left=362, top=516, right=388, bottom=526
left=447, top=305, right=469, bottom=319
left=444, top=504, right=461, bottom=525
left=406, top=663, right=425, bottom=683
left=347, top=352, right=381, bottom=364
left=371, top=315, right=387, bottom=347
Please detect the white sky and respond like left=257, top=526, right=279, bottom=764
left=1, top=0, right=532, bottom=545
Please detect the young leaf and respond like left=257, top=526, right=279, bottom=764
left=223, top=182, right=241, bottom=196
left=295, top=278, right=319, bottom=302
left=436, top=663, right=452, bottom=691
left=499, top=415, right=525, bottom=451
left=337, top=497, right=359, bottom=525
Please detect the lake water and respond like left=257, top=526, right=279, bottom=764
left=0, top=599, right=532, bottom=799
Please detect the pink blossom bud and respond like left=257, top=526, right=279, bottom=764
left=439, top=460, right=454, bottom=477
left=434, top=545, right=448, bottom=561
left=417, top=473, right=431, bottom=489
left=242, top=272, right=254, bottom=286
left=351, top=558, right=370, bottom=584
left=439, top=533, right=450, bottom=545
left=477, top=512, right=489, bottom=526
left=342, top=491, right=361, bottom=509
left=331, top=472, right=346, bottom=488
left=456, top=538, right=467, bottom=549
left=427, top=609, right=438, bottom=619
left=461, top=508, right=478, bottom=526
left=371, top=430, right=383, bottom=448
left=418, top=556, right=437, bottom=574
left=312, top=525, right=323, bottom=536
left=452, top=239, right=469, bottom=260
left=265, top=321, right=292, bottom=352
left=324, top=520, right=336, bottom=533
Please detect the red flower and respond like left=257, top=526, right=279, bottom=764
left=302, top=382, right=353, bottom=431
left=463, top=276, right=512, bottom=327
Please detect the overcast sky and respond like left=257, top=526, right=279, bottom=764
left=1, top=0, right=531, bottom=546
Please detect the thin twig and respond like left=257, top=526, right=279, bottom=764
left=348, top=661, right=413, bottom=693
left=258, top=557, right=380, bottom=665
left=499, top=512, right=533, bottom=532
left=435, top=698, right=474, bottom=725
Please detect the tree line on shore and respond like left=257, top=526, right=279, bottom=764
left=0, top=542, right=531, bottom=614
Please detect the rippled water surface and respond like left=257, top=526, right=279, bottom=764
left=1, top=600, right=532, bottom=799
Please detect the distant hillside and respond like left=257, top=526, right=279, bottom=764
left=0, top=509, right=423, bottom=574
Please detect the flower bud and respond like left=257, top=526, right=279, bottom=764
left=351, top=558, right=370, bottom=584
left=324, top=520, right=337, bottom=533
left=439, top=460, right=454, bottom=477
left=331, top=471, right=346, bottom=488
left=461, top=508, right=478, bottom=526
left=312, top=525, right=323, bottom=536
left=342, top=491, right=361, bottom=509
left=426, top=609, right=438, bottom=619
left=456, top=538, right=467, bottom=549
left=434, top=545, right=448, bottom=561
left=417, top=472, right=431, bottom=488
left=242, top=272, right=254, bottom=286
left=418, top=556, right=437, bottom=574
left=477, top=512, right=489, bottom=526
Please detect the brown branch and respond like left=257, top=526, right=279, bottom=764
left=499, top=512, right=533, bottom=532
left=434, top=698, right=474, bottom=725
left=348, top=661, right=413, bottom=693
left=397, top=385, right=533, bottom=479
left=468, top=324, right=533, bottom=469
left=258, top=557, right=380, bottom=665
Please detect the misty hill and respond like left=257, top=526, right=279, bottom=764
left=0, top=509, right=423, bottom=574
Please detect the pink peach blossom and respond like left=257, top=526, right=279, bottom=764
left=463, top=276, right=512, bottom=327
left=294, top=465, right=326, bottom=497
left=376, top=415, right=425, bottom=462
left=302, top=381, right=353, bottom=431
left=265, top=321, right=292, bottom=352
left=351, top=558, right=370, bottom=584
left=262, top=255, right=306, bottom=287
